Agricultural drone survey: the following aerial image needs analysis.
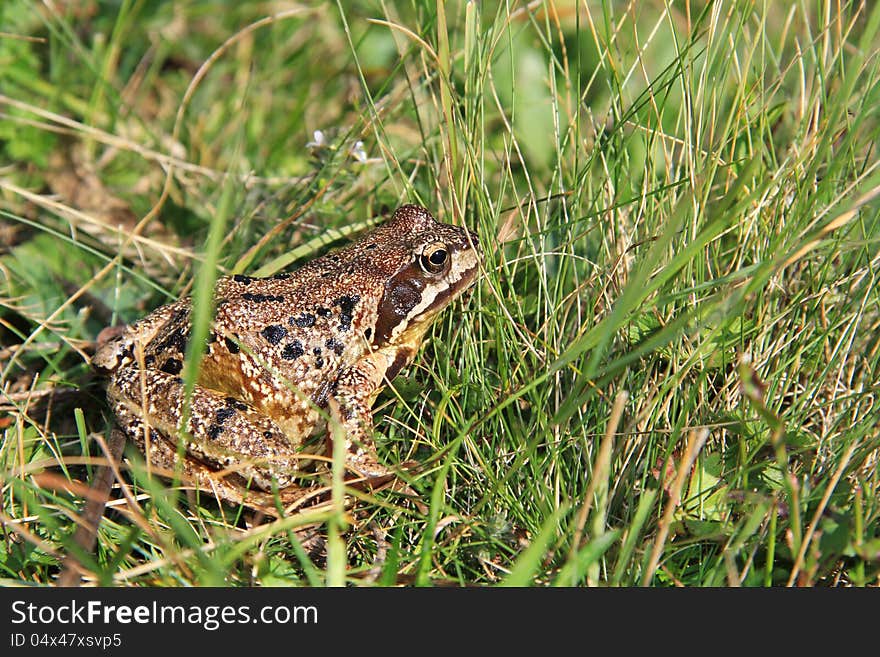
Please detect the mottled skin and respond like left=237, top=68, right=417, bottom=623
left=93, top=205, right=481, bottom=511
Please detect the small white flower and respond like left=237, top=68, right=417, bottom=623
left=350, top=140, right=368, bottom=163
left=306, top=130, right=326, bottom=149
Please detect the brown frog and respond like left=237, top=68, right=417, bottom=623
left=92, top=204, right=481, bottom=512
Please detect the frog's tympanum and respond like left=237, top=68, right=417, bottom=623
left=93, top=205, right=480, bottom=510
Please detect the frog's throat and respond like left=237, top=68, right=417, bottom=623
left=387, top=316, right=433, bottom=351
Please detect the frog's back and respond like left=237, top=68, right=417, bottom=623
left=199, top=267, right=383, bottom=405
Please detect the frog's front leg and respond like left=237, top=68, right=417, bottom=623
left=108, top=368, right=305, bottom=492
left=328, top=347, right=415, bottom=480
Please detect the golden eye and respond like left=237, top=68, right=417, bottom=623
left=420, top=243, right=449, bottom=274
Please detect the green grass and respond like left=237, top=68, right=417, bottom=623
left=1, top=0, right=879, bottom=587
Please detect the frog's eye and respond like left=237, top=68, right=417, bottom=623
left=420, top=243, right=449, bottom=274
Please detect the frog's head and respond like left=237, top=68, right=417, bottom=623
left=370, top=204, right=481, bottom=347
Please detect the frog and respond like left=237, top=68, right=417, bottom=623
left=92, top=204, right=481, bottom=513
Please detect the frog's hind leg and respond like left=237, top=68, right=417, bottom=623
left=107, top=368, right=308, bottom=496
left=118, top=415, right=320, bottom=517
left=115, top=408, right=278, bottom=513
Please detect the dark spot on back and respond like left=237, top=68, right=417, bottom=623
left=326, top=338, right=344, bottom=356
left=144, top=354, right=156, bottom=366
left=233, top=274, right=253, bottom=285
left=224, top=396, right=249, bottom=411
left=314, top=356, right=324, bottom=369
left=281, top=340, right=304, bottom=361
left=271, top=272, right=291, bottom=280
left=364, top=243, right=377, bottom=250
left=207, top=424, right=222, bottom=440
left=313, top=347, right=322, bottom=355
left=160, top=358, right=182, bottom=375
left=317, top=307, right=332, bottom=318
left=224, top=336, right=240, bottom=354
left=263, top=431, right=273, bottom=439
left=291, top=313, right=316, bottom=328
left=336, top=295, right=359, bottom=314
left=363, top=328, right=372, bottom=340
left=334, top=295, right=360, bottom=332
left=216, top=407, right=235, bottom=423
left=261, top=324, right=287, bottom=345
left=243, top=292, right=284, bottom=303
